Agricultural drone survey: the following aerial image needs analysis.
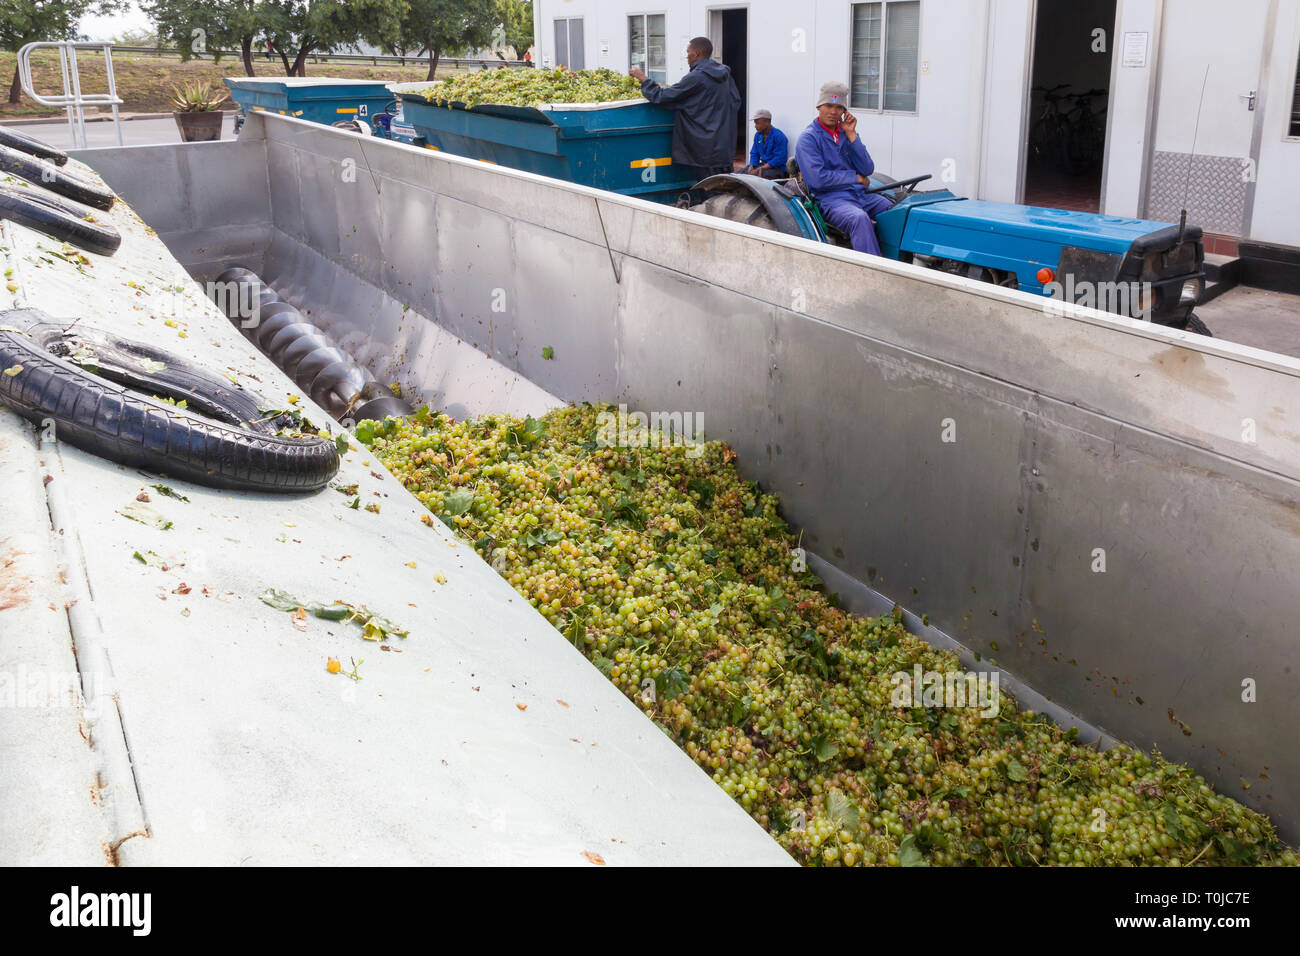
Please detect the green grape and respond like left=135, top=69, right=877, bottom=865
left=417, top=67, right=643, bottom=110
left=364, top=404, right=1297, bottom=868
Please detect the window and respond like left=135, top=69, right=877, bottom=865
left=851, top=1, right=920, bottom=112
left=629, top=14, right=668, bottom=85
left=554, top=17, right=585, bottom=70
left=1290, top=42, right=1300, bottom=137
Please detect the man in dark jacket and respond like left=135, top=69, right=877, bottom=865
left=630, top=37, right=741, bottom=184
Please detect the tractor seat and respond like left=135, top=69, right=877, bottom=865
left=782, top=158, right=852, bottom=245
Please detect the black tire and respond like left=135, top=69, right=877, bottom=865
left=1184, top=313, right=1212, bottom=336
left=0, top=185, right=121, bottom=256
left=0, top=125, right=67, bottom=165
left=688, top=192, right=778, bottom=230
left=0, top=308, right=340, bottom=493
left=0, top=144, right=115, bottom=210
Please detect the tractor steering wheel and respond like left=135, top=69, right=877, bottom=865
left=865, top=174, right=931, bottom=197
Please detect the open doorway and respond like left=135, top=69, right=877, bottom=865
left=1023, top=0, right=1116, bottom=212
left=708, top=7, right=748, bottom=158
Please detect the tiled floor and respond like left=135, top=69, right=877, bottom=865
left=1023, top=163, right=1101, bottom=212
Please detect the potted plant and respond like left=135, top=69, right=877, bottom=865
left=171, top=81, right=230, bottom=142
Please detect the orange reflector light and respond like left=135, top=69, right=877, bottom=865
left=1036, top=267, right=1055, bottom=284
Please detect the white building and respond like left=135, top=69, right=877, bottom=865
left=533, top=0, right=1300, bottom=271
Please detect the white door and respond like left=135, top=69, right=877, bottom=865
left=1145, top=0, right=1271, bottom=238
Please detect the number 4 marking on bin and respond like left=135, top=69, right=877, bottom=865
left=359, top=104, right=368, bottom=117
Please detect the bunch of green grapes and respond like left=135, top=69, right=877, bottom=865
left=364, top=404, right=1296, bottom=867
left=417, top=67, right=642, bottom=109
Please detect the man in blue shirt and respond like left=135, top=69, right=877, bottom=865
left=793, top=81, right=893, bottom=257
left=744, top=109, right=788, bottom=179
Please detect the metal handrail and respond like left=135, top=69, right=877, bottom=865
left=17, top=41, right=125, bottom=149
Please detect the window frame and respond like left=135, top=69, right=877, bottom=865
left=849, top=0, right=922, bottom=116
left=1287, top=38, right=1300, bottom=140
left=553, top=16, right=585, bottom=71
left=628, top=12, right=669, bottom=86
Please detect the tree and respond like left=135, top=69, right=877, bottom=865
left=263, top=0, right=405, bottom=77
left=0, top=0, right=125, bottom=103
left=111, top=26, right=158, bottom=47
left=145, top=0, right=404, bottom=78
left=143, top=0, right=264, bottom=76
left=396, top=0, right=505, bottom=81
left=502, top=0, right=532, bottom=59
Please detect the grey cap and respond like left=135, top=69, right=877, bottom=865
left=751, top=108, right=771, bottom=120
left=816, top=81, right=849, bottom=108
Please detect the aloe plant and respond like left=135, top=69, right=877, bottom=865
left=169, top=81, right=230, bottom=113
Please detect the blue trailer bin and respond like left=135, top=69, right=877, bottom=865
left=224, top=78, right=397, bottom=129
left=395, top=87, right=697, bottom=202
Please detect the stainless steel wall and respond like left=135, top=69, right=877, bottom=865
left=78, top=114, right=1300, bottom=840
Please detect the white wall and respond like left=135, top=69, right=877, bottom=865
left=532, top=0, right=1029, bottom=199
left=532, top=0, right=1300, bottom=246
left=1249, top=0, right=1300, bottom=246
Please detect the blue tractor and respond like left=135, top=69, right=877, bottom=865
left=687, top=170, right=1210, bottom=335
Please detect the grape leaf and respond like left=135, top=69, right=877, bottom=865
left=1216, top=834, right=1258, bottom=865
left=811, top=734, right=839, bottom=763
left=258, top=588, right=304, bottom=612
left=1005, top=758, right=1029, bottom=782
left=1162, top=802, right=1191, bottom=844
left=655, top=666, right=689, bottom=701
left=150, top=483, right=189, bottom=502
left=511, top=416, right=547, bottom=444
left=443, top=488, right=475, bottom=516
left=826, top=789, right=860, bottom=836
left=118, top=501, right=173, bottom=530
left=898, top=834, right=929, bottom=867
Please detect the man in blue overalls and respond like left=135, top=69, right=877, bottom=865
left=793, top=81, right=893, bottom=257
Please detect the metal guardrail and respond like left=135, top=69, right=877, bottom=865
left=109, top=46, right=531, bottom=70
left=17, top=41, right=124, bottom=148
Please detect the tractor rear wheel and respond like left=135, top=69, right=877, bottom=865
left=688, top=192, right=779, bottom=231
left=1184, top=313, right=1212, bottom=336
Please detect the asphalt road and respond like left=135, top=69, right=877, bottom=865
left=1, top=114, right=236, bottom=149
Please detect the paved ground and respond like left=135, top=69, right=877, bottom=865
left=1, top=114, right=235, bottom=149
left=1198, top=286, right=1300, bottom=359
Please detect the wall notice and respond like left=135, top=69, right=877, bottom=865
left=1122, top=32, right=1148, bottom=68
